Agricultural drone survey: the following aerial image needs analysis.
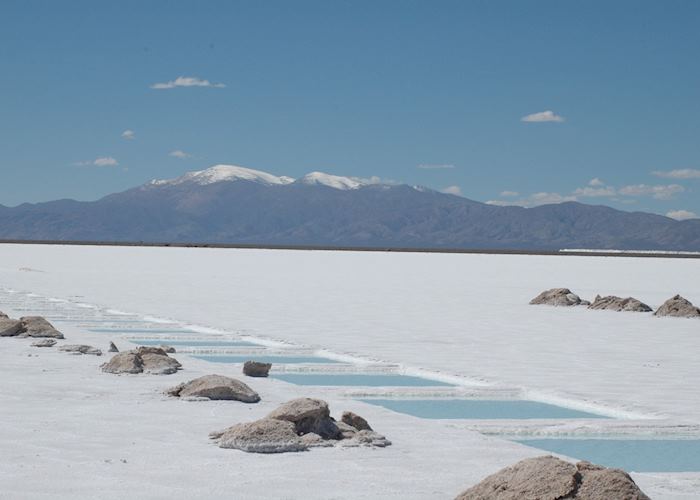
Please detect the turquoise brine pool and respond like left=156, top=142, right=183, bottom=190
left=194, top=355, right=341, bottom=364
left=133, top=339, right=258, bottom=347
left=360, top=399, right=606, bottom=419
left=88, top=328, right=195, bottom=334
left=271, top=373, right=453, bottom=387
left=53, top=318, right=144, bottom=323
left=516, top=438, right=700, bottom=472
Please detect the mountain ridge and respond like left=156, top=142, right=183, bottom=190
left=1, top=164, right=698, bottom=251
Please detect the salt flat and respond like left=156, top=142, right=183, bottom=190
left=1, top=243, right=699, bottom=499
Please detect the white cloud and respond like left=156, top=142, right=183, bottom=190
left=361, top=176, right=382, bottom=184
left=573, top=185, right=616, bottom=197
left=618, top=184, right=684, bottom=200
left=417, top=163, right=455, bottom=170
left=652, top=168, right=700, bottom=179
left=666, top=209, right=698, bottom=221
left=486, top=199, right=521, bottom=207
left=489, top=176, right=687, bottom=208
left=357, top=175, right=398, bottom=185
left=150, top=76, right=226, bottom=90
left=75, top=156, right=119, bottom=167
left=530, top=192, right=577, bottom=204
left=121, top=129, right=135, bottom=140
left=569, top=178, right=616, bottom=198
left=94, top=157, right=118, bottom=167
left=168, top=150, right=192, bottom=159
left=441, top=185, right=462, bottom=196
left=520, top=110, right=565, bottom=123
left=488, top=192, right=576, bottom=208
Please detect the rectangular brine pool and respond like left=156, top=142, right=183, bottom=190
left=194, top=355, right=342, bottom=364
left=133, top=339, right=258, bottom=347
left=516, top=438, right=700, bottom=472
left=88, top=328, right=196, bottom=334
left=360, top=399, right=606, bottom=419
left=271, top=373, right=454, bottom=387
left=69, top=319, right=145, bottom=323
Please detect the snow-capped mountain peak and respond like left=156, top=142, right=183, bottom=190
left=298, top=171, right=365, bottom=190
left=148, top=165, right=375, bottom=191
left=149, top=164, right=295, bottom=187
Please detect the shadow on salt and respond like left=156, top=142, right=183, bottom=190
left=515, top=438, right=700, bottom=472
left=360, top=399, right=606, bottom=419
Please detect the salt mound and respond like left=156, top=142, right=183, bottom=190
left=455, top=455, right=650, bottom=500
left=529, top=288, right=589, bottom=306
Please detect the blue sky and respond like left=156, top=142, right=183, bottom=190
left=1, top=1, right=699, bottom=219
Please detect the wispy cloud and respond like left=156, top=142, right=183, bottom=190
left=488, top=176, right=686, bottom=208
left=357, top=175, right=398, bottom=185
left=486, top=199, right=520, bottom=207
left=94, top=157, right=118, bottom=167
left=652, top=168, right=700, bottom=179
left=486, top=200, right=522, bottom=207
left=572, top=185, right=616, bottom=197
left=168, top=150, right=192, bottom=159
left=571, top=178, right=616, bottom=197
left=75, top=156, right=119, bottom=167
left=487, top=192, right=575, bottom=208
left=530, top=192, right=577, bottom=204
left=618, top=184, right=684, bottom=200
left=520, top=110, right=565, bottom=123
left=121, top=129, right=135, bottom=140
left=441, top=185, right=462, bottom=196
left=417, top=163, right=455, bottom=170
left=666, top=209, right=698, bottom=221
left=150, top=76, right=226, bottom=90
left=572, top=179, right=683, bottom=201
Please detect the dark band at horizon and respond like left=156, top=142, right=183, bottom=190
left=0, top=239, right=698, bottom=259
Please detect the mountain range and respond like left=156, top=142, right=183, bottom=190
left=1, top=165, right=699, bottom=251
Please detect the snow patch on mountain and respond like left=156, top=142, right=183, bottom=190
left=298, top=171, right=366, bottom=190
left=149, top=165, right=295, bottom=187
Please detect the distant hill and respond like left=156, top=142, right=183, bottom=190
left=1, top=165, right=699, bottom=250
